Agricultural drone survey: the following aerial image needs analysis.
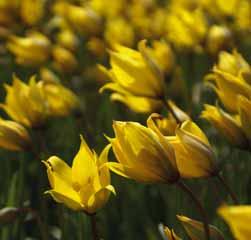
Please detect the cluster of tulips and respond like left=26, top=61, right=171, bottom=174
left=1, top=0, right=251, bottom=240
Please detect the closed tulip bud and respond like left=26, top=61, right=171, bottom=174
left=177, top=215, right=225, bottom=240
left=205, top=68, right=251, bottom=113
left=99, top=40, right=165, bottom=113
left=43, top=136, right=115, bottom=214
left=0, top=75, right=48, bottom=128
left=20, top=0, right=45, bottom=26
left=206, top=25, right=233, bottom=55
left=87, top=37, right=106, bottom=59
left=104, top=18, right=135, bottom=47
left=56, top=29, right=79, bottom=52
left=0, top=118, right=31, bottom=151
left=238, top=95, right=251, bottom=142
left=7, top=31, right=51, bottom=66
left=52, top=45, right=78, bottom=73
left=167, top=120, right=218, bottom=178
left=53, top=2, right=101, bottom=35
left=42, top=81, right=79, bottom=117
left=159, top=224, right=181, bottom=240
left=201, top=104, right=248, bottom=149
left=218, top=205, right=251, bottom=240
left=107, top=120, right=179, bottom=183
left=143, top=40, right=176, bottom=76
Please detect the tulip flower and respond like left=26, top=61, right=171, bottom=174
left=0, top=118, right=31, bottom=151
left=205, top=68, right=251, bottom=113
left=218, top=205, right=251, bottom=240
left=107, top=120, right=179, bottom=183
left=52, top=45, right=78, bottom=73
left=20, top=0, right=45, bottom=26
left=238, top=95, right=251, bottom=142
left=177, top=215, right=225, bottom=240
left=56, top=29, right=79, bottom=52
left=7, top=31, right=51, bottom=66
left=201, top=104, right=248, bottom=149
left=42, top=81, right=79, bottom=117
left=206, top=25, right=232, bottom=55
left=43, top=136, right=115, bottom=214
left=159, top=224, right=181, bottom=240
left=99, top=40, right=165, bottom=113
left=0, top=75, right=48, bottom=128
left=167, top=120, right=218, bottom=178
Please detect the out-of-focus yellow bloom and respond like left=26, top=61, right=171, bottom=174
left=167, top=120, right=218, bottom=178
left=206, top=25, right=233, bottom=55
left=201, top=104, right=248, bottom=148
left=40, top=67, right=60, bottom=83
left=104, top=18, right=135, bottom=47
left=159, top=224, right=181, bottom=240
left=0, top=75, right=48, bottom=128
left=206, top=68, right=251, bottom=113
left=177, top=215, right=225, bottom=240
left=107, top=120, right=179, bottom=183
left=166, top=5, right=208, bottom=51
left=99, top=40, right=165, bottom=113
left=143, top=40, right=176, bottom=76
left=20, top=0, right=45, bottom=26
left=238, top=95, right=251, bottom=142
left=42, top=81, right=79, bottom=117
left=0, top=118, right=31, bottom=151
left=87, top=37, right=106, bottom=59
left=218, top=205, right=251, bottom=240
left=56, top=29, right=79, bottom=52
left=43, top=136, right=115, bottom=214
left=7, top=31, right=51, bottom=66
left=52, top=45, right=78, bottom=73
left=90, top=0, right=125, bottom=18
left=235, top=0, right=251, bottom=31
left=53, top=2, right=101, bottom=35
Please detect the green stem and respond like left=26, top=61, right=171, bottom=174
left=216, top=174, right=239, bottom=205
left=90, top=214, right=99, bottom=240
left=177, top=181, right=210, bottom=240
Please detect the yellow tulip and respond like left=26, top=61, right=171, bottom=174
left=7, top=31, right=51, bottom=66
left=159, top=224, right=181, bottom=240
left=216, top=50, right=251, bottom=77
left=56, top=29, right=79, bottom=52
left=0, top=75, right=48, bottom=128
left=52, top=45, right=78, bottom=73
left=42, top=81, right=79, bottom=117
left=43, top=136, right=115, bottom=214
left=201, top=104, right=248, bottom=148
left=53, top=2, right=101, bottom=35
left=238, top=95, right=251, bottom=141
left=205, top=68, right=251, bottom=113
left=206, top=25, right=233, bottom=55
left=0, top=118, right=31, bottom=151
left=40, top=68, right=60, bottom=83
left=218, top=205, right=251, bottom=240
left=167, top=120, right=218, bottom=178
left=143, top=40, right=176, bottom=76
left=99, top=40, right=165, bottom=113
left=177, top=215, right=225, bottom=240
left=107, top=120, right=179, bottom=183
left=166, top=5, right=208, bottom=51
left=20, top=0, right=45, bottom=26
left=104, top=17, right=135, bottom=47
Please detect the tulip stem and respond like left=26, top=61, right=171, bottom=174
left=161, top=98, right=181, bottom=124
left=216, top=174, right=239, bottom=205
left=177, top=181, right=210, bottom=240
left=90, top=214, right=99, bottom=240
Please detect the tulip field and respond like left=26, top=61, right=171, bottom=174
left=1, top=0, right=251, bottom=239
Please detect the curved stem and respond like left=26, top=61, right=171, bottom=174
left=216, top=174, right=239, bottom=205
left=177, top=181, right=210, bottom=240
left=90, top=214, right=99, bottom=240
